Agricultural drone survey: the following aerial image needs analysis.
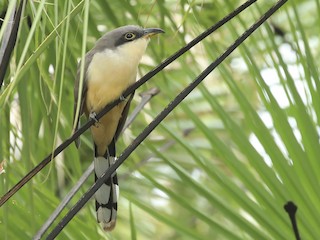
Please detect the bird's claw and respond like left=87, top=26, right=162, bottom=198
left=89, top=112, right=99, bottom=127
left=119, top=95, right=127, bottom=102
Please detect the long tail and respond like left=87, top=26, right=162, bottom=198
left=94, top=142, right=118, bottom=231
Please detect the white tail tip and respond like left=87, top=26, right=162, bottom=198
left=101, top=220, right=116, bottom=232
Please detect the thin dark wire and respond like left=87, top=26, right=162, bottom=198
left=0, top=0, right=257, bottom=207
left=284, top=201, right=301, bottom=240
left=46, top=0, right=288, bottom=238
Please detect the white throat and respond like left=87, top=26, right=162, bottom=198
left=86, top=38, right=150, bottom=112
left=116, top=37, right=150, bottom=63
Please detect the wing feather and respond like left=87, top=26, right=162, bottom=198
left=72, top=51, right=96, bottom=147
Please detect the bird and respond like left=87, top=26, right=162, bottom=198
left=72, top=25, right=164, bottom=231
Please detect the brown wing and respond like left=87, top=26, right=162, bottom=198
left=72, top=51, right=95, bottom=147
left=114, top=93, right=135, bottom=142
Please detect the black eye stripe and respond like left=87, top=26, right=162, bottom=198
left=114, top=30, right=144, bottom=47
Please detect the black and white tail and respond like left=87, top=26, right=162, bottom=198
left=94, top=143, right=118, bottom=231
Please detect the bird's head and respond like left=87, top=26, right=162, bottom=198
left=95, top=25, right=164, bottom=50
left=93, top=25, right=164, bottom=64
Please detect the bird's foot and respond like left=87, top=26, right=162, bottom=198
left=89, top=112, right=99, bottom=127
left=119, top=95, right=127, bottom=102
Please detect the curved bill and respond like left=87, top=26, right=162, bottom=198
left=143, top=28, right=165, bottom=38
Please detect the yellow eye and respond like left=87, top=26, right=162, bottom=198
left=125, top=32, right=136, bottom=40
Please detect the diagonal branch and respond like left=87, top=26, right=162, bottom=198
left=120, top=127, right=193, bottom=181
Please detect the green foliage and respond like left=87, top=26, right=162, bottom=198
left=1, top=0, right=319, bottom=239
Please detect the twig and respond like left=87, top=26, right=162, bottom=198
left=122, top=87, right=160, bottom=132
left=284, top=201, right=301, bottom=240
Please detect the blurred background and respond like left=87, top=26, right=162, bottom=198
left=1, top=0, right=320, bottom=239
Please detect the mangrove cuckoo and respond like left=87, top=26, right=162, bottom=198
left=73, top=25, right=164, bottom=231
